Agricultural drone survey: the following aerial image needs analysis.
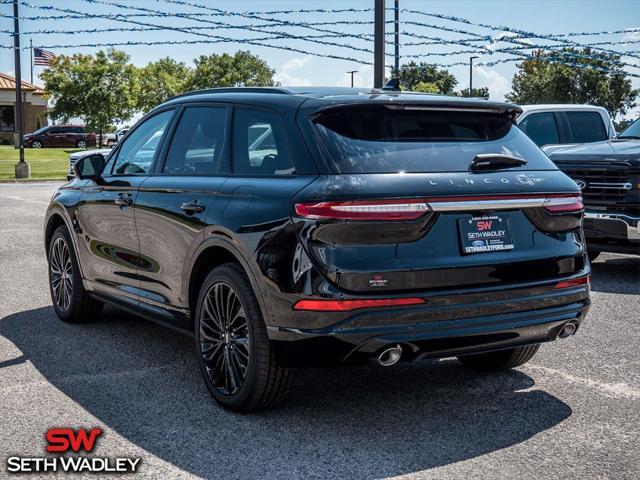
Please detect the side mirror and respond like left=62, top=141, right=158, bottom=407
left=72, top=154, right=105, bottom=180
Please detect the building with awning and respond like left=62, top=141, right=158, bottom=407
left=0, top=72, right=48, bottom=144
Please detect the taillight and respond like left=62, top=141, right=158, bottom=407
left=295, top=193, right=583, bottom=220
left=543, top=194, right=584, bottom=213
left=294, top=199, right=431, bottom=221
left=293, top=297, right=426, bottom=311
left=555, top=276, right=590, bottom=289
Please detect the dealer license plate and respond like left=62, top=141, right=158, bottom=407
left=458, top=215, right=515, bottom=254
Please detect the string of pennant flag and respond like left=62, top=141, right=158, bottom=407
left=1, top=0, right=638, bottom=76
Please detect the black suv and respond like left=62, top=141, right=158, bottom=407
left=44, top=87, right=591, bottom=412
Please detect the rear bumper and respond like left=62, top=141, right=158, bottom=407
left=268, top=280, right=591, bottom=367
left=584, top=211, right=640, bottom=254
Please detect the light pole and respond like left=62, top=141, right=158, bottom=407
left=394, top=0, right=400, bottom=74
left=13, top=0, right=29, bottom=178
left=469, top=56, right=479, bottom=97
left=374, top=0, right=385, bottom=88
left=347, top=70, right=358, bottom=88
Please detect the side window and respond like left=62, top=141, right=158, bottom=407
left=565, top=112, right=607, bottom=143
left=232, top=108, right=294, bottom=175
left=163, top=106, right=227, bottom=175
left=48, top=127, right=62, bottom=135
left=519, top=113, right=560, bottom=147
left=111, top=110, right=173, bottom=175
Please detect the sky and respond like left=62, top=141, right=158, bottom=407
left=1, top=0, right=639, bottom=123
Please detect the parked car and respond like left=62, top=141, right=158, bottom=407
left=547, top=119, right=640, bottom=259
left=24, top=125, right=97, bottom=149
left=102, top=128, right=130, bottom=147
left=516, top=105, right=615, bottom=154
left=67, top=148, right=112, bottom=180
left=44, top=87, right=591, bottom=412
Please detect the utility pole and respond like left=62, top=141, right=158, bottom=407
left=347, top=70, right=358, bottom=88
left=13, top=0, right=29, bottom=178
left=374, top=0, right=385, bottom=88
left=394, top=0, right=400, bottom=74
left=469, top=56, right=478, bottom=97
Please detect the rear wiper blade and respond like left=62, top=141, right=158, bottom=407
left=470, top=153, right=527, bottom=171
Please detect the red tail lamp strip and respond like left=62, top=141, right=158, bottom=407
left=295, top=194, right=583, bottom=220
left=555, top=276, right=590, bottom=289
left=294, top=199, right=431, bottom=221
left=293, top=297, right=426, bottom=312
left=542, top=194, right=584, bottom=213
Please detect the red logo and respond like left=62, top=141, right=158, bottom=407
left=477, top=221, right=493, bottom=231
left=45, top=428, right=103, bottom=453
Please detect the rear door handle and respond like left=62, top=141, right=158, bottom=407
left=180, top=201, right=205, bottom=214
left=115, top=193, right=133, bottom=206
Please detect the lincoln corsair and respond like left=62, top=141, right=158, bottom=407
left=44, top=87, right=591, bottom=412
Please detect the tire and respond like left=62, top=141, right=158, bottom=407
left=48, top=225, right=103, bottom=323
left=457, top=345, right=540, bottom=371
left=195, top=263, right=293, bottom=412
left=587, top=249, right=601, bottom=263
left=31, top=140, right=42, bottom=148
left=76, top=139, right=87, bottom=149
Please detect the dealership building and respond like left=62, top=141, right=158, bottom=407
left=0, top=72, right=48, bottom=144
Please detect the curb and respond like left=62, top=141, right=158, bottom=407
left=0, top=178, right=65, bottom=183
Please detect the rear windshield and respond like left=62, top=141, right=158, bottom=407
left=312, top=105, right=557, bottom=173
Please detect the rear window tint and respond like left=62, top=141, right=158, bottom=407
left=312, top=105, right=556, bottom=173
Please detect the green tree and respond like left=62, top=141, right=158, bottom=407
left=457, top=87, right=490, bottom=99
left=506, top=48, right=638, bottom=119
left=41, top=49, right=138, bottom=144
left=413, top=81, right=439, bottom=93
left=391, top=61, right=458, bottom=94
left=186, top=51, right=275, bottom=90
left=137, top=57, right=192, bottom=113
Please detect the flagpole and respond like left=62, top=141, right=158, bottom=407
left=30, top=38, right=33, bottom=84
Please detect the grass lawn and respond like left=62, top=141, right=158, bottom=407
left=0, top=145, right=88, bottom=180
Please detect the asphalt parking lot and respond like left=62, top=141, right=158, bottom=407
left=0, top=182, right=638, bottom=479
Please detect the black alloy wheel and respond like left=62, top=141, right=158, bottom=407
left=50, top=236, right=73, bottom=312
left=195, top=263, right=293, bottom=412
left=199, top=281, right=251, bottom=396
left=48, top=225, right=103, bottom=323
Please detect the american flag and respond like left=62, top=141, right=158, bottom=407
left=34, top=48, right=55, bottom=66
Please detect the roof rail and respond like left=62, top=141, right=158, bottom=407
left=169, top=87, right=292, bottom=101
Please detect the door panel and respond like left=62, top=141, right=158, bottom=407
left=135, top=176, right=224, bottom=323
left=134, top=105, right=230, bottom=325
left=75, top=177, right=147, bottom=306
left=74, top=109, right=175, bottom=306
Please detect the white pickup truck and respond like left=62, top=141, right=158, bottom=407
left=516, top=104, right=616, bottom=154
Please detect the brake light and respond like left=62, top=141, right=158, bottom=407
left=293, top=297, right=426, bottom=311
left=555, top=276, right=590, bottom=289
left=543, top=194, right=584, bottom=213
left=295, top=193, right=583, bottom=220
left=295, top=199, right=430, bottom=221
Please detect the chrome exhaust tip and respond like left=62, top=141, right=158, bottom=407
left=378, top=344, right=403, bottom=366
left=559, top=321, right=578, bottom=339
